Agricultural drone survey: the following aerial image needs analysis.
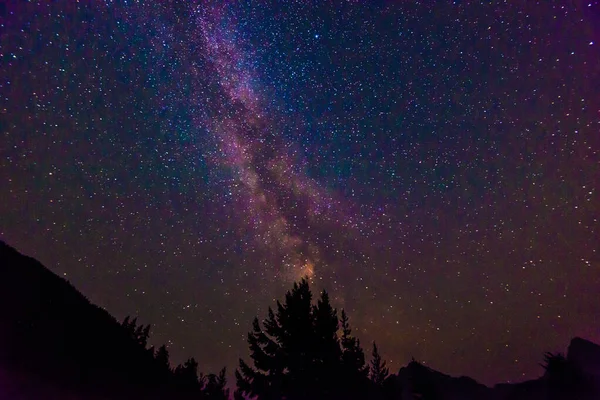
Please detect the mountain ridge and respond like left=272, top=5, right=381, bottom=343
left=382, top=337, right=600, bottom=399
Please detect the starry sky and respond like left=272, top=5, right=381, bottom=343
left=1, top=0, right=599, bottom=386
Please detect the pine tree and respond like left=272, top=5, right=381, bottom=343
left=369, top=342, right=389, bottom=386
left=279, top=278, right=314, bottom=396
left=340, top=309, right=368, bottom=378
left=202, top=367, right=229, bottom=400
left=134, top=324, right=151, bottom=348
left=236, top=278, right=339, bottom=399
left=339, top=309, right=369, bottom=399
left=155, top=345, right=170, bottom=372
left=312, top=290, right=341, bottom=396
left=237, top=278, right=375, bottom=400
left=174, top=357, right=200, bottom=392
left=121, top=316, right=151, bottom=348
left=236, top=279, right=314, bottom=399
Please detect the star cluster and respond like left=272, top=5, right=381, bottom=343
left=1, top=1, right=598, bottom=385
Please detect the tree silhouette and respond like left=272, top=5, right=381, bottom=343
left=122, top=316, right=151, bottom=348
left=541, top=352, right=589, bottom=400
left=340, top=309, right=368, bottom=378
left=339, top=309, right=369, bottom=399
left=312, top=290, right=342, bottom=397
left=202, top=367, right=230, bottom=400
left=236, top=278, right=379, bottom=400
left=155, top=344, right=171, bottom=373
left=174, top=357, right=201, bottom=393
left=370, top=342, right=389, bottom=386
left=236, top=279, right=313, bottom=399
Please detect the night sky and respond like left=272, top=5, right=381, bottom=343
left=1, top=1, right=599, bottom=386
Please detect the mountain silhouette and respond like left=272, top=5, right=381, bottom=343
left=1, top=240, right=598, bottom=400
left=0, top=241, right=229, bottom=399
left=385, top=338, right=600, bottom=400
left=384, top=360, right=492, bottom=399
left=0, top=241, right=154, bottom=398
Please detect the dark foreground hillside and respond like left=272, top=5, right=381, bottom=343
left=0, top=241, right=228, bottom=399
left=1, top=241, right=599, bottom=399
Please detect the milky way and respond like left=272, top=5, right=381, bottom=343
left=124, top=1, right=370, bottom=283
left=1, top=1, right=599, bottom=385
left=198, top=3, right=331, bottom=281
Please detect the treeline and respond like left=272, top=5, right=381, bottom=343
left=119, top=316, right=229, bottom=399
left=80, top=279, right=600, bottom=400
left=117, top=278, right=391, bottom=400
left=235, top=278, right=390, bottom=400
left=2, top=241, right=598, bottom=399
left=1, top=237, right=387, bottom=399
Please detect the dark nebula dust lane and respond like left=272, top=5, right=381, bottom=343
left=1, top=1, right=599, bottom=385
